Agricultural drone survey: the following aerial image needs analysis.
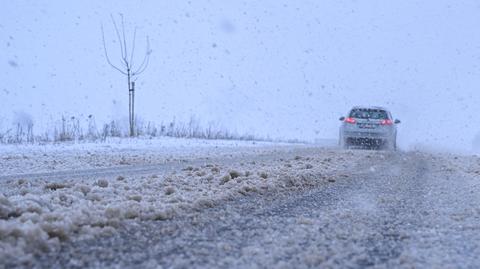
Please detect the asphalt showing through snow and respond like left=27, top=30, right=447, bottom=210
left=15, top=150, right=480, bottom=268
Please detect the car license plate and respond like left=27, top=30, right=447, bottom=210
left=359, top=124, right=375, bottom=129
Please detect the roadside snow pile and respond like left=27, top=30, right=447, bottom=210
left=0, top=137, right=306, bottom=176
left=0, top=149, right=373, bottom=266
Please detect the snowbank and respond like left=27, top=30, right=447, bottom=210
left=0, top=147, right=372, bottom=267
left=0, top=136, right=307, bottom=176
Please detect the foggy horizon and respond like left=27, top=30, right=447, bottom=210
left=2, top=0, right=480, bottom=153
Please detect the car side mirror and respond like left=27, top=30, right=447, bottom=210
left=394, top=119, right=401, bottom=124
left=339, top=116, right=345, bottom=121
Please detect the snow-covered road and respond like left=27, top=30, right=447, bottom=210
left=2, top=142, right=480, bottom=268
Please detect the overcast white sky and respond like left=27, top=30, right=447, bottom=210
left=1, top=0, right=480, bottom=152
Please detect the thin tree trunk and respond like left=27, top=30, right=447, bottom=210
left=131, top=81, right=135, bottom=137
left=127, top=69, right=133, bottom=137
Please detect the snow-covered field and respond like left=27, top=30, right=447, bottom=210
left=0, top=137, right=341, bottom=266
left=0, top=137, right=323, bottom=176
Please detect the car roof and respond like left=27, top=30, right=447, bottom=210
left=350, top=106, right=389, bottom=111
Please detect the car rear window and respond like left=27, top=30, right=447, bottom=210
left=349, top=109, right=388, bottom=119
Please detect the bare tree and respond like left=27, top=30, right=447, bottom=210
left=101, top=14, right=152, bottom=137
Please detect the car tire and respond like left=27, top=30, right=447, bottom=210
left=339, top=135, right=349, bottom=149
left=385, top=138, right=396, bottom=151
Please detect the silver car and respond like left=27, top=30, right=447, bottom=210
left=339, top=106, right=400, bottom=150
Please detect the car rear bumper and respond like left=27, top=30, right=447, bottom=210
left=342, top=131, right=392, bottom=139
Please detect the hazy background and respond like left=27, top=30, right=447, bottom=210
left=1, top=0, right=480, bottom=152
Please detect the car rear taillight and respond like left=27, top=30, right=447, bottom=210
left=344, top=117, right=356, bottom=124
left=380, top=119, right=393, bottom=125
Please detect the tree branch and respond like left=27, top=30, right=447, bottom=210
left=102, top=16, right=151, bottom=77
left=133, top=53, right=150, bottom=77
left=129, top=27, right=137, bottom=68
left=132, top=36, right=151, bottom=76
left=110, top=14, right=127, bottom=68
left=120, top=13, right=130, bottom=68
left=101, top=24, right=128, bottom=75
